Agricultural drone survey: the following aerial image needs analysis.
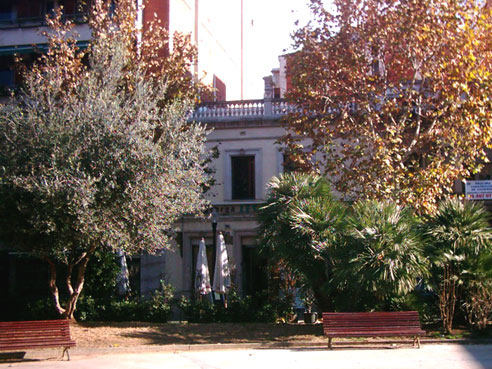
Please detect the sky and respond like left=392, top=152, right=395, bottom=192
left=242, top=0, right=313, bottom=99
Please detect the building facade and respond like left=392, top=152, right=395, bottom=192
left=0, top=0, right=242, bottom=101
left=140, top=0, right=243, bottom=100
left=0, top=0, right=91, bottom=99
left=139, top=75, right=304, bottom=298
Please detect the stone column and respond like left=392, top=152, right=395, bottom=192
left=263, top=76, right=273, bottom=117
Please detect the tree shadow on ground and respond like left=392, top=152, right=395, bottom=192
left=74, top=322, right=325, bottom=346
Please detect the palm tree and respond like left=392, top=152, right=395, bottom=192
left=257, top=172, right=348, bottom=310
left=333, top=199, right=429, bottom=310
left=424, top=198, right=492, bottom=334
left=479, top=252, right=492, bottom=278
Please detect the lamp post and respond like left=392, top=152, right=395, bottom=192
left=210, top=209, right=218, bottom=304
left=211, top=209, right=218, bottom=250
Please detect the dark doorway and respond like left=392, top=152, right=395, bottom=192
left=241, top=245, right=268, bottom=297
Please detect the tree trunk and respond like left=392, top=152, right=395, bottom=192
left=309, top=262, right=332, bottom=311
left=313, top=288, right=332, bottom=312
left=46, top=258, right=67, bottom=316
left=439, top=264, right=456, bottom=335
left=62, top=248, right=95, bottom=319
left=46, top=244, right=97, bottom=320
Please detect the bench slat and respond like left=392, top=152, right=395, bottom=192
left=0, top=337, right=75, bottom=344
left=323, top=320, right=421, bottom=325
left=0, top=341, right=76, bottom=349
left=0, top=340, right=75, bottom=347
left=324, top=325, right=422, bottom=329
left=1, top=330, right=72, bottom=337
left=324, top=327, right=424, bottom=332
left=0, top=320, right=70, bottom=327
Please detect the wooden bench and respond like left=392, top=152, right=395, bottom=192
left=0, top=320, right=76, bottom=360
left=322, top=311, right=425, bottom=349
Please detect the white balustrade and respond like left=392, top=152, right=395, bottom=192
left=191, top=99, right=297, bottom=120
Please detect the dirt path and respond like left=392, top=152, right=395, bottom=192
left=70, top=322, right=326, bottom=348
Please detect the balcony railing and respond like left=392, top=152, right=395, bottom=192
left=0, top=13, right=88, bottom=29
left=190, top=98, right=301, bottom=121
left=194, top=99, right=264, bottom=119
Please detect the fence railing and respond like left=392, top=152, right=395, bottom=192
left=191, top=98, right=301, bottom=121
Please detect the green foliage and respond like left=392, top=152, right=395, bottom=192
left=258, top=173, right=429, bottom=312
left=177, top=289, right=292, bottom=323
left=333, top=200, right=429, bottom=310
left=75, top=281, right=175, bottom=322
left=462, top=279, right=492, bottom=332
left=298, top=283, right=316, bottom=313
left=479, top=252, right=492, bottom=278
left=82, top=250, right=121, bottom=299
left=389, top=291, right=440, bottom=327
left=177, top=296, right=216, bottom=323
left=147, top=281, right=175, bottom=322
left=424, top=199, right=492, bottom=263
left=423, top=198, right=492, bottom=333
left=0, top=37, right=209, bottom=258
left=0, top=3, right=210, bottom=318
left=257, top=172, right=348, bottom=310
left=461, top=249, right=492, bottom=332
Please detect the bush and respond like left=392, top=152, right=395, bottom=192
left=146, top=281, right=174, bottom=322
left=177, top=289, right=293, bottom=323
left=389, top=290, right=441, bottom=327
left=83, top=250, right=121, bottom=299
left=0, top=295, right=60, bottom=321
left=462, top=279, right=492, bottom=332
left=75, top=295, right=101, bottom=321
left=22, top=297, right=60, bottom=321
left=75, top=280, right=174, bottom=322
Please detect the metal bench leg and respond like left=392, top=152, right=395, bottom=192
left=62, top=347, right=71, bottom=361
left=328, top=337, right=333, bottom=350
left=413, top=337, right=421, bottom=349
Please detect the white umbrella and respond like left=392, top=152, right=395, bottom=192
left=212, top=232, right=231, bottom=306
left=195, top=238, right=212, bottom=296
left=116, top=248, right=130, bottom=296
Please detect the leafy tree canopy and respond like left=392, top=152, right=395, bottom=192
left=284, top=0, right=492, bottom=212
left=0, top=0, right=210, bottom=318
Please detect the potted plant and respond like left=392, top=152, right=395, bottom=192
left=301, top=287, right=318, bottom=324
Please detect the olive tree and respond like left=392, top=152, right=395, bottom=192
left=0, top=2, right=210, bottom=319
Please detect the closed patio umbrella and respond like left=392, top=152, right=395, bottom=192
left=195, top=238, right=212, bottom=296
left=212, top=232, right=231, bottom=307
left=116, top=248, right=130, bottom=296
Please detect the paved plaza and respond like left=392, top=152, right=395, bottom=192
left=1, top=344, right=491, bottom=369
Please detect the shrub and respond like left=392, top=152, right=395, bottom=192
left=75, top=280, right=174, bottom=322
left=424, top=198, right=492, bottom=334
left=177, top=289, right=293, bottom=323
left=462, top=279, right=492, bottom=332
